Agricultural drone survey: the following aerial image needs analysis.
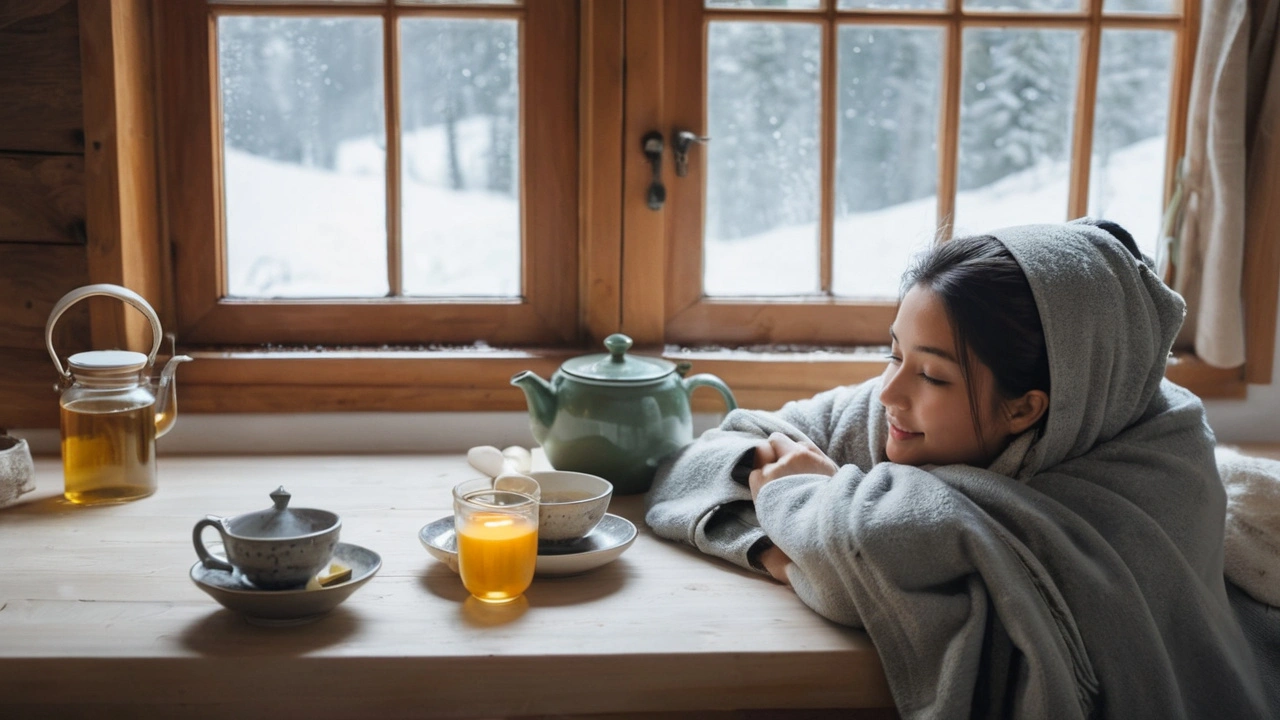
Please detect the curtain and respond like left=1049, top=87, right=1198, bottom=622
left=1168, top=0, right=1280, bottom=369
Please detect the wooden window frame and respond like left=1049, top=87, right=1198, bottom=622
left=76, top=0, right=1277, bottom=417
left=155, top=0, right=580, bottom=347
left=649, top=0, right=1197, bottom=347
left=611, top=0, right=1272, bottom=404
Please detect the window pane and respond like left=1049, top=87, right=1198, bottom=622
left=839, top=0, right=944, bottom=9
left=954, top=29, right=1080, bottom=234
left=833, top=27, right=942, bottom=298
left=400, top=19, right=520, bottom=297
left=705, top=22, right=821, bottom=297
left=1104, top=0, right=1174, bottom=13
left=1089, top=30, right=1173, bottom=258
left=964, top=0, right=1079, bottom=13
left=219, top=16, right=388, bottom=299
left=706, top=0, right=823, bottom=9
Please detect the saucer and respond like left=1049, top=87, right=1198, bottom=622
left=419, top=513, right=637, bottom=577
left=190, top=542, right=381, bottom=626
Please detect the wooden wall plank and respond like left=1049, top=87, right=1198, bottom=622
left=0, top=243, right=90, bottom=352
left=0, top=0, right=83, bottom=153
left=0, top=1, right=91, bottom=431
left=1242, top=14, right=1280, bottom=384
left=0, top=349, right=64, bottom=427
left=0, top=153, right=85, bottom=244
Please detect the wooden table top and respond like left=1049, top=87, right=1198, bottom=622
left=0, top=454, right=893, bottom=719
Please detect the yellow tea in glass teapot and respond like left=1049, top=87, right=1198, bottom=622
left=45, top=284, right=191, bottom=505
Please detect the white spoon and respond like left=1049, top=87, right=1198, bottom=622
left=501, top=445, right=533, bottom=473
left=467, top=445, right=507, bottom=478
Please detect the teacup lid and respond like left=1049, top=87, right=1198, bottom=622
left=561, top=334, right=675, bottom=384
left=229, top=486, right=338, bottom=538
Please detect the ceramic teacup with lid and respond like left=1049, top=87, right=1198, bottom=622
left=192, top=487, right=341, bottom=590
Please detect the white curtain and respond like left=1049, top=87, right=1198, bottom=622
left=1169, top=0, right=1280, bottom=369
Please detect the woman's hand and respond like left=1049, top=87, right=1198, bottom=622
left=758, top=544, right=793, bottom=585
left=748, top=432, right=839, bottom=501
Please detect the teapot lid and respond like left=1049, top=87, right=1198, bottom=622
left=227, top=486, right=339, bottom=539
left=69, top=350, right=148, bottom=373
left=67, top=350, right=148, bottom=388
left=561, top=334, right=675, bottom=384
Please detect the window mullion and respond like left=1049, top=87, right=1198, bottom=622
left=580, top=0, right=625, bottom=344
left=1163, top=0, right=1198, bottom=209
left=1067, top=0, right=1103, bottom=220
left=383, top=5, right=403, bottom=297
left=619, top=0, right=668, bottom=346
left=936, top=4, right=962, bottom=241
left=820, top=4, right=837, bottom=295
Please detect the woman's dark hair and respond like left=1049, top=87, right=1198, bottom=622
left=901, top=235, right=1051, bottom=448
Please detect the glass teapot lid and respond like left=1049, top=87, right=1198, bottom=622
left=66, top=350, right=149, bottom=388
left=69, top=350, right=148, bottom=373
left=561, top=334, right=676, bottom=384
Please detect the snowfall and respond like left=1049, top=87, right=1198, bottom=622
left=223, top=118, right=1167, bottom=301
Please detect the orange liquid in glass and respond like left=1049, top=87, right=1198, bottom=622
left=456, top=512, right=537, bottom=603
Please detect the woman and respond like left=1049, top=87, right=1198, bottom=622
left=645, top=219, right=1271, bottom=719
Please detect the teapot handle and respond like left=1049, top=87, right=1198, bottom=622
left=45, top=284, right=164, bottom=381
left=682, top=374, right=738, bottom=413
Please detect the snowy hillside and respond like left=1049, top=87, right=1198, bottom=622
left=224, top=130, right=1165, bottom=301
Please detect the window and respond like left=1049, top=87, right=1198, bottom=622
left=654, top=0, right=1193, bottom=346
left=158, top=0, right=579, bottom=346
left=149, top=0, right=1256, bottom=413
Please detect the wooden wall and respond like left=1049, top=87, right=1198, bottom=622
left=0, top=0, right=92, bottom=429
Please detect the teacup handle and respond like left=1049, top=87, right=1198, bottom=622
left=192, top=516, right=235, bottom=572
left=682, top=373, right=738, bottom=412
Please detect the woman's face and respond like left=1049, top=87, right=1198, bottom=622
left=879, top=285, right=1015, bottom=467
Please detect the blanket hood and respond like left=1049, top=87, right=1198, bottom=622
left=991, top=219, right=1187, bottom=475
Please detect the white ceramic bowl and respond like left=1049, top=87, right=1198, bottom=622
left=531, top=470, right=612, bottom=543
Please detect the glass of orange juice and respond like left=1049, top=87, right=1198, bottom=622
left=453, top=479, right=539, bottom=604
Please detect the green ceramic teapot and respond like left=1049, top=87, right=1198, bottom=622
left=511, top=334, right=737, bottom=495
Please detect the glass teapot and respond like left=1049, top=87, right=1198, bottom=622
left=45, top=284, right=192, bottom=505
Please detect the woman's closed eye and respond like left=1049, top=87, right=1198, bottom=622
left=887, top=351, right=947, bottom=385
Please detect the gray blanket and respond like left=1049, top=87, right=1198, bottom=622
left=646, top=221, right=1272, bottom=719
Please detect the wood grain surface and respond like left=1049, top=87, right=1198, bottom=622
left=0, top=454, right=894, bottom=719
left=0, top=0, right=83, bottom=154
left=0, top=153, right=85, bottom=244
left=0, top=243, right=90, bottom=352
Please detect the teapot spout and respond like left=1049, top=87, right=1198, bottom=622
left=154, top=354, right=193, bottom=438
left=511, top=370, right=556, bottom=445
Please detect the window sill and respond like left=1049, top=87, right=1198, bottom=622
left=177, top=347, right=1247, bottom=415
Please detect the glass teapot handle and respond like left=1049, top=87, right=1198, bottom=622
left=45, top=283, right=164, bottom=382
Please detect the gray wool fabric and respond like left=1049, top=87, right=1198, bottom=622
left=645, top=220, right=1272, bottom=719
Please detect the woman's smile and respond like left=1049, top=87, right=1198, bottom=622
left=888, top=419, right=922, bottom=442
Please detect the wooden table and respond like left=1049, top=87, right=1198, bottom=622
left=0, top=455, right=894, bottom=719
